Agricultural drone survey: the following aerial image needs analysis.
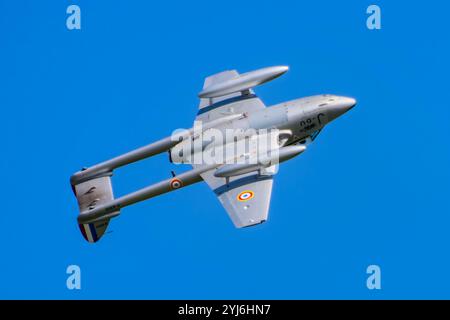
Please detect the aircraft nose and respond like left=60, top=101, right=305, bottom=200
left=341, top=97, right=357, bottom=109
left=326, top=96, right=357, bottom=121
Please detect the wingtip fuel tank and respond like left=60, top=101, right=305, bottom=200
left=198, top=65, right=289, bottom=99
left=214, top=145, right=306, bottom=178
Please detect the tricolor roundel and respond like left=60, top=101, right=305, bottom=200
left=170, top=178, right=183, bottom=189
left=237, top=190, right=254, bottom=202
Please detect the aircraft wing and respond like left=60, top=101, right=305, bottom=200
left=200, top=169, right=274, bottom=228
left=193, top=69, right=276, bottom=227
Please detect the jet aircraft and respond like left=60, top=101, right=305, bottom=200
left=70, top=66, right=356, bottom=243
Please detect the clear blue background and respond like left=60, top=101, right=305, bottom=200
left=1, top=0, right=449, bottom=299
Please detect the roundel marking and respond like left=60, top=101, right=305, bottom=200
left=237, top=190, right=254, bottom=202
left=170, top=178, right=183, bottom=189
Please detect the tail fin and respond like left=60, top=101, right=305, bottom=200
left=72, top=173, right=119, bottom=243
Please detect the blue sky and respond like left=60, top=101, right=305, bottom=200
left=1, top=0, right=449, bottom=299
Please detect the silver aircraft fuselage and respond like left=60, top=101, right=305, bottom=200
left=226, top=94, right=356, bottom=144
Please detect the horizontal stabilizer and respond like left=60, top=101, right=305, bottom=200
left=72, top=173, right=119, bottom=243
